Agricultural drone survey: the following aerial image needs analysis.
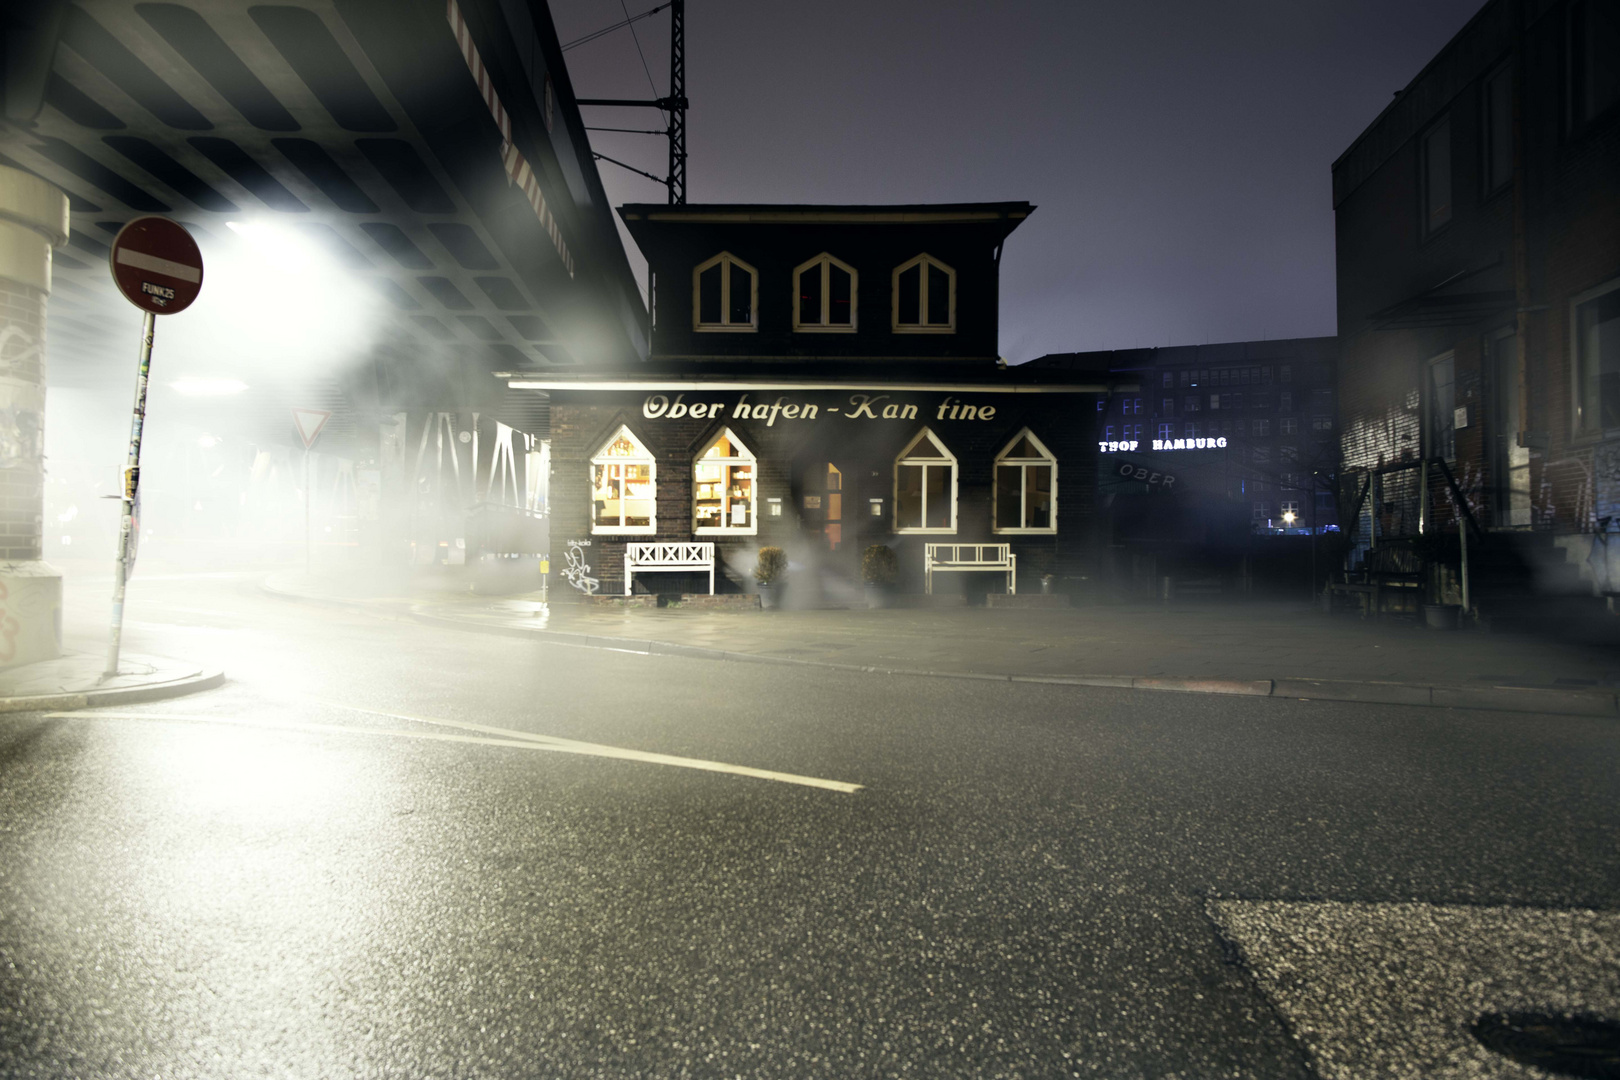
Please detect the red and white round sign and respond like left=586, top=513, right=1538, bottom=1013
left=109, top=217, right=204, bottom=315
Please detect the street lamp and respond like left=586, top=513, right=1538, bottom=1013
left=1283, top=510, right=1297, bottom=527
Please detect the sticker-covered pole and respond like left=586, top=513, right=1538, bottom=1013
left=105, top=310, right=155, bottom=678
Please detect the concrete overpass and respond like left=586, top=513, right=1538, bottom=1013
left=2, top=0, right=648, bottom=452
left=0, top=0, right=651, bottom=662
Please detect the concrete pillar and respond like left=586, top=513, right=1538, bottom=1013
left=0, top=165, right=70, bottom=667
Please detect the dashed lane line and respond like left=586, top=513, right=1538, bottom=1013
left=39, top=708, right=863, bottom=794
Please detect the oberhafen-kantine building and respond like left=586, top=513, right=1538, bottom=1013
left=501, top=203, right=1122, bottom=602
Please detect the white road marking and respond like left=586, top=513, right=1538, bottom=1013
left=43, top=707, right=863, bottom=794
left=1209, top=899, right=1620, bottom=1079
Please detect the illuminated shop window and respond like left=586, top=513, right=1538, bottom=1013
left=894, top=428, right=957, bottom=533
left=793, top=253, right=856, bottom=331
left=892, top=253, right=955, bottom=333
left=693, top=252, right=757, bottom=332
left=590, top=425, right=656, bottom=534
left=693, top=428, right=756, bottom=534
left=993, top=429, right=1057, bottom=534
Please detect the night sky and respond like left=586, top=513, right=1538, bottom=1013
left=552, top=0, right=1488, bottom=362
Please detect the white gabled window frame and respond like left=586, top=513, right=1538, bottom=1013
left=792, top=252, right=858, bottom=332
left=692, top=427, right=758, bottom=535
left=893, top=427, right=958, bottom=534
left=992, top=428, right=1058, bottom=535
left=692, top=251, right=758, bottom=333
left=590, top=425, right=657, bottom=535
left=891, top=253, right=956, bottom=334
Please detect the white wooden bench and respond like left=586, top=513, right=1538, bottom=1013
left=925, top=543, right=1016, bottom=596
left=625, top=542, right=715, bottom=596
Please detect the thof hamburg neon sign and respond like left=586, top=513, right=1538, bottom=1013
left=1099, top=437, right=1228, bottom=453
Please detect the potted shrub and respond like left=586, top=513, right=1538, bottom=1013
left=754, top=546, right=787, bottom=609
left=861, top=544, right=898, bottom=608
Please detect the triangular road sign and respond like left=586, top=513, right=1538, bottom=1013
left=292, top=408, right=331, bottom=449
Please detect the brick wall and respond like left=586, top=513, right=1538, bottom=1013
left=548, top=390, right=1099, bottom=598
left=0, top=279, right=46, bottom=562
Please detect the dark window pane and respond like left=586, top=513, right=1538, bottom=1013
left=926, top=264, right=950, bottom=325
left=1577, top=288, right=1620, bottom=431
left=995, top=465, right=1021, bottom=529
left=828, top=263, right=851, bottom=324
left=1485, top=68, right=1512, bottom=190
left=729, top=263, right=752, bottom=324
left=897, top=264, right=920, bottom=324
left=906, top=435, right=945, bottom=459
left=699, top=263, right=722, bottom=324
left=1030, top=465, right=1052, bottom=528
left=1423, top=118, right=1451, bottom=232
left=897, top=464, right=923, bottom=528
left=925, top=466, right=950, bottom=528
left=798, top=263, right=822, bottom=325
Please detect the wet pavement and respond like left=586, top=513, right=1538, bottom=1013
left=0, top=558, right=1613, bottom=1078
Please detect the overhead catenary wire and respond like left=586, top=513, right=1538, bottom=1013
left=620, top=0, right=668, bottom=126
left=561, top=2, right=668, bottom=52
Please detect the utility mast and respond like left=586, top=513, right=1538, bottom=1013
left=666, top=0, right=685, bottom=204
left=574, top=0, right=687, bottom=204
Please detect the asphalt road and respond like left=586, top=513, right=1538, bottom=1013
left=2, top=567, right=1617, bottom=1079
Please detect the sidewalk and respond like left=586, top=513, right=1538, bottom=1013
left=0, top=651, right=224, bottom=713
left=264, top=571, right=1620, bottom=718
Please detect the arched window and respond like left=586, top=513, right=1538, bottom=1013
left=894, top=428, right=957, bottom=533
left=693, top=428, right=757, bottom=534
left=792, top=253, right=856, bottom=331
left=693, top=252, right=757, bottom=331
left=993, top=428, right=1057, bottom=534
left=892, top=253, right=955, bottom=333
left=590, top=425, right=656, bottom=534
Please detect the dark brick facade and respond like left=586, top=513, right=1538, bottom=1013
left=1334, top=0, right=1620, bottom=537
left=547, top=388, right=1101, bottom=598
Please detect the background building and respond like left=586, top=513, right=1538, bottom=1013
left=1332, top=0, right=1619, bottom=628
left=1029, top=338, right=1339, bottom=596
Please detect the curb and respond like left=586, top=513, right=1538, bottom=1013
left=0, top=668, right=226, bottom=714
left=263, top=577, right=1620, bottom=720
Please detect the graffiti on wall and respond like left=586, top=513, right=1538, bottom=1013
left=560, top=539, right=600, bottom=595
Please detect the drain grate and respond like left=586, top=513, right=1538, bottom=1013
left=1472, top=1012, right=1620, bottom=1079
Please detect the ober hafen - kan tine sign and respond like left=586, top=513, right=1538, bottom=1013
left=642, top=393, right=1000, bottom=427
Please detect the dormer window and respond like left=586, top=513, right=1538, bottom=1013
left=693, top=252, right=757, bottom=332
left=893, top=254, right=955, bottom=333
left=591, top=425, right=656, bottom=534
left=793, top=253, right=856, bottom=331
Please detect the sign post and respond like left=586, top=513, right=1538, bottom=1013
left=292, top=409, right=330, bottom=576
left=104, top=217, right=203, bottom=679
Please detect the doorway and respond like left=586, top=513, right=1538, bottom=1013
left=802, top=461, right=845, bottom=552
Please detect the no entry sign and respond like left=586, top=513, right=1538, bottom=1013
left=109, top=217, right=203, bottom=314
left=103, top=216, right=205, bottom=679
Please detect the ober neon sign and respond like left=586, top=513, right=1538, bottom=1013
left=1118, top=462, right=1176, bottom=489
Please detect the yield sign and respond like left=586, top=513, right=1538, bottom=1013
left=292, top=408, right=331, bottom=449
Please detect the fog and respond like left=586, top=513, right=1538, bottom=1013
left=44, top=218, right=392, bottom=573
